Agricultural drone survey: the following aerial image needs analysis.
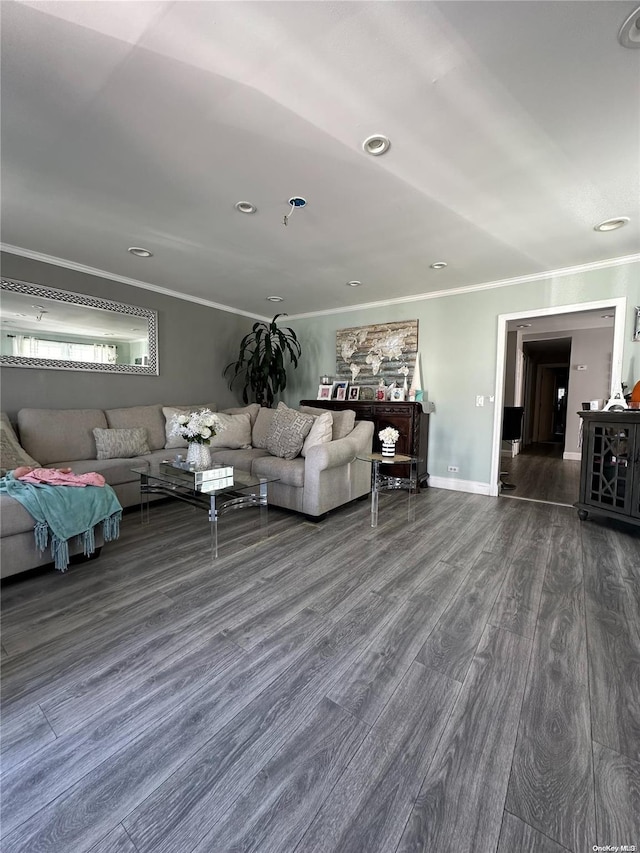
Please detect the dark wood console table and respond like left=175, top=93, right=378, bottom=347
left=300, top=399, right=430, bottom=486
left=575, top=410, right=640, bottom=527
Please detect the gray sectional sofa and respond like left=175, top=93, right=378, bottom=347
left=1, top=401, right=373, bottom=578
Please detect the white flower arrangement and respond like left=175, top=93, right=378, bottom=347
left=170, top=409, right=222, bottom=445
left=378, top=426, right=399, bottom=444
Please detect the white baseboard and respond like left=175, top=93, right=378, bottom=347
left=428, top=476, right=493, bottom=496
left=563, top=451, right=582, bottom=461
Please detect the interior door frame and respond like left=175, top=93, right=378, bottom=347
left=489, top=297, right=626, bottom=497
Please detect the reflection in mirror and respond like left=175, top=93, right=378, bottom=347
left=0, top=278, right=158, bottom=374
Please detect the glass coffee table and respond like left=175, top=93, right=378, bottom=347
left=357, top=452, right=418, bottom=528
left=131, top=462, right=279, bottom=558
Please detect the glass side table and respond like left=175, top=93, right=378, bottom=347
left=356, top=452, right=418, bottom=528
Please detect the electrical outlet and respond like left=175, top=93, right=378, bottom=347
left=447, top=465, right=459, bottom=473
left=476, top=395, right=484, bottom=407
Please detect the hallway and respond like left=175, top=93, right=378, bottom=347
left=500, top=443, right=581, bottom=506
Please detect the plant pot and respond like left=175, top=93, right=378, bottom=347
left=186, top=442, right=212, bottom=470
left=381, top=442, right=396, bottom=457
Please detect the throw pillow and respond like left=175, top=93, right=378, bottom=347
left=208, top=412, right=252, bottom=449
left=266, top=403, right=314, bottom=460
left=93, top=427, right=150, bottom=460
left=299, top=405, right=356, bottom=440
left=301, top=411, right=333, bottom=457
left=0, top=412, right=40, bottom=475
left=162, top=406, right=191, bottom=448
left=252, top=407, right=277, bottom=449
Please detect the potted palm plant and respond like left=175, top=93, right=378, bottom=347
left=224, top=314, right=302, bottom=407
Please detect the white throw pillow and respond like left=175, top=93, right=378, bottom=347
left=301, top=411, right=333, bottom=457
left=163, top=406, right=191, bottom=448
left=208, top=412, right=252, bottom=449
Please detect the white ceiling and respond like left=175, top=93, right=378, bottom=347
left=1, top=1, right=639, bottom=319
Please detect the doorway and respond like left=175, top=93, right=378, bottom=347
left=490, top=298, right=626, bottom=501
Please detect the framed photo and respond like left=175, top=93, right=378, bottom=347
left=348, top=385, right=360, bottom=401
left=389, top=387, right=405, bottom=402
left=317, top=384, right=333, bottom=400
left=358, top=385, right=377, bottom=401
left=332, top=380, right=348, bottom=400
left=634, top=306, right=640, bottom=342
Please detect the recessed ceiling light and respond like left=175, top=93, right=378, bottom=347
left=235, top=201, right=257, bottom=214
left=430, top=261, right=447, bottom=270
left=517, top=323, right=532, bottom=329
left=362, top=135, right=391, bottom=156
left=267, top=296, right=283, bottom=302
left=346, top=280, right=362, bottom=287
left=618, top=6, right=640, bottom=48
left=594, top=217, right=630, bottom=232
left=128, top=247, right=153, bottom=258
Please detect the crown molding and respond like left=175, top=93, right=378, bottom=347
left=2, top=242, right=637, bottom=322
left=0, top=243, right=269, bottom=321
left=285, top=253, right=640, bottom=320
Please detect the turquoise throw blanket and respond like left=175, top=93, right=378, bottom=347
left=1, top=473, right=123, bottom=571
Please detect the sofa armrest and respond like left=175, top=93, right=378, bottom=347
left=304, top=420, right=374, bottom=473
left=302, top=421, right=374, bottom=517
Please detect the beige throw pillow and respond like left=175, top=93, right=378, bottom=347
left=163, top=406, right=191, bottom=448
left=93, top=428, right=150, bottom=460
left=252, top=407, right=277, bottom=449
left=208, top=412, right=252, bottom=449
left=301, top=411, right=333, bottom=457
left=0, top=412, right=40, bottom=475
left=299, top=405, right=356, bottom=440
left=266, top=403, right=314, bottom=460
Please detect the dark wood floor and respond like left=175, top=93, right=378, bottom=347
left=501, top=442, right=581, bottom=506
left=1, top=487, right=639, bottom=853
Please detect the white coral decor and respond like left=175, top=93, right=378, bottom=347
left=378, top=426, right=399, bottom=444
left=170, top=409, right=222, bottom=445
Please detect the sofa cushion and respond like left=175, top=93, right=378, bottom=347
left=18, top=408, right=108, bottom=464
left=162, top=406, right=191, bottom=449
left=252, top=455, right=305, bottom=488
left=50, top=449, right=169, bottom=486
left=209, top=412, right=252, bottom=449
left=266, top=404, right=314, bottom=460
left=93, top=428, right=150, bottom=460
left=0, top=413, right=40, bottom=475
left=252, top=407, right=277, bottom=449
left=301, top=411, right=333, bottom=457
left=105, top=405, right=166, bottom=451
left=209, top=447, right=271, bottom=470
left=162, top=404, right=218, bottom=448
left=221, top=404, right=261, bottom=429
left=0, top=493, right=41, bottom=537
left=299, top=406, right=356, bottom=441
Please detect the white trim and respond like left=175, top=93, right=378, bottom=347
left=284, top=254, right=640, bottom=320
left=490, top=297, right=626, bottom=497
left=2, top=242, right=637, bottom=322
left=0, top=243, right=269, bottom=321
left=428, top=476, right=493, bottom=495
left=563, top=451, right=582, bottom=461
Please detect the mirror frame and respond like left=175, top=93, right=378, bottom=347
left=0, top=278, right=159, bottom=375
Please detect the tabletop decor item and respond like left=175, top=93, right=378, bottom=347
left=379, top=426, right=400, bottom=457
left=169, top=408, right=222, bottom=470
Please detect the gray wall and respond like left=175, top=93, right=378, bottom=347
left=0, top=253, right=255, bottom=419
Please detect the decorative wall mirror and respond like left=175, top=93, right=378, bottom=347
left=0, top=278, right=158, bottom=374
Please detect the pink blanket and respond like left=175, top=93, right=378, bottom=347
left=16, top=468, right=106, bottom=488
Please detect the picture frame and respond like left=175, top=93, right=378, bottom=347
left=389, top=387, right=406, bottom=402
left=348, top=385, right=360, bottom=401
left=332, top=380, right=348, bottom=400
left=634, top=306, right=640, bottom=342
left=358, top=385, right=377, bottom=401
left=317, top=384, right=333, bottom=400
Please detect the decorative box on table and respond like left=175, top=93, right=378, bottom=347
left=159, top=462, right=234, bottom=491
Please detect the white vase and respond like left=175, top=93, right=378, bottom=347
left=186, top=442, right=212, bottom=470
left=381, top=441, right=396, bottom=457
